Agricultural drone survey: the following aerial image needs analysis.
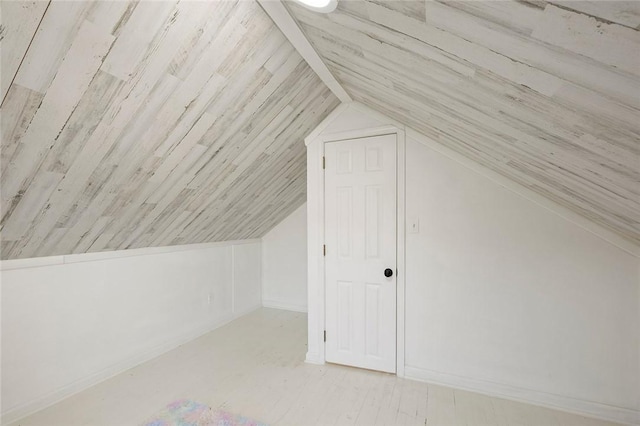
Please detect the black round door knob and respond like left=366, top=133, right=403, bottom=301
left=384, top=268, right=393, bottom=278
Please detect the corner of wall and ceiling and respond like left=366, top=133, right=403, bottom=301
left=259, top=1, right=640, bottom=257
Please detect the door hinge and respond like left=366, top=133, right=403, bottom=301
left=324, top=330, right=326, bottom=342
left=322, top=156, right=325, bottom=169
left=323, top=244, right=326, bottom=256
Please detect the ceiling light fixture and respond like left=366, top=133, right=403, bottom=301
left=292, top=0, right=337, bottom=13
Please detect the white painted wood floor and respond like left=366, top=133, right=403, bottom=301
left=11, top=308, right=621, bottom=426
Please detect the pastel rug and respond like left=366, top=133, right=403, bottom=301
left=142, top=399, right=268, bottom=426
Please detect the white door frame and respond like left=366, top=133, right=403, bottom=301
left=305, top=124, right=406, bottom=377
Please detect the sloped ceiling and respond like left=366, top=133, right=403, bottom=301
left=288, top=0, right=640, bottom=245
left=1, top=0, right=339, bottom=259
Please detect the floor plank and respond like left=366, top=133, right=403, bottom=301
left=10, top=308, right=623, bottom=426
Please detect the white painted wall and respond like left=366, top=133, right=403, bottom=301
left=404, top=135, right=639, bottom=423
left=262, top=203, right=308, bottom=312
left=0, top=240, right=262, bottom=424
left=306, top=103, right=640, bottom=425
left=233, top=243, right=263, bottom=315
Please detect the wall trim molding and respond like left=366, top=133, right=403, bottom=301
left=319, top=124, right=400, bottom=144
left=304, top=351, right=325, bottom=365
left=1, top=306, right=261, bottom=425
left=404, top=366, right=639, bottom=426
left=305, top=123, right=407, bottom=376
left=0, top=239, right=262, bottom=271
left=262, top=299, right=308, bottom=313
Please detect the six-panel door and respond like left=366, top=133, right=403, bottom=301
left=324, top=133, right=397, bottom=373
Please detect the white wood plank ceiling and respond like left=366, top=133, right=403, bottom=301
left=287, top=0, right=640, bottom=245
left=0, top=0, right=340, bottom=259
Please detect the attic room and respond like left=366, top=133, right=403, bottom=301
left=1, top=0, right=638, bottom=425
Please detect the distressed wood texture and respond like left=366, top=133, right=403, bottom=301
left=10, top=309, right=623, bottom=426
left=288, top=0, right=640, bottom=245
left=0, top=0, right=339, bottom=260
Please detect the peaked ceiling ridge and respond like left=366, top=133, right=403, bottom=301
left=285, top=0, right=639, bottom=248
left=258, top=0, right=352, bottom=103
left=262, top=0, right=639, bottom=254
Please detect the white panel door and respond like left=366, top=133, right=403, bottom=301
left=324, top=133, right=397, bottom=373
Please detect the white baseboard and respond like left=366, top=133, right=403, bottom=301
left=233, top=303, right=263, bottom=318
left=305, top=351, right=325, bottom=365
left=404, top=366, right=640, bottom=426
left=1, top=310, right=251, bottom=426
left=262, top=299, right=307, bottom=313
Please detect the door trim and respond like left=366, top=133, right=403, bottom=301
left=305, top=125, right=406, bottom=377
